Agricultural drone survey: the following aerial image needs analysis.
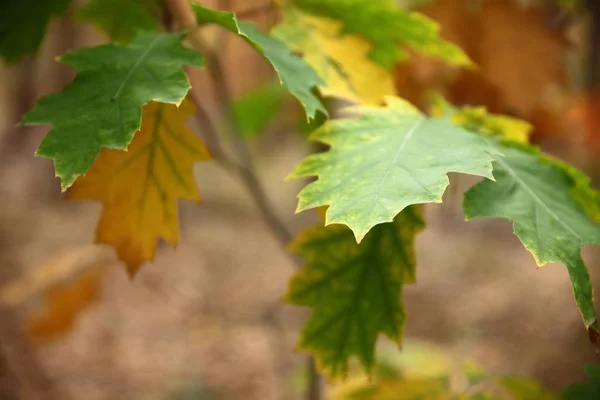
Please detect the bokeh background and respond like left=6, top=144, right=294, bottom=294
left=1, top=0, right=600, bottom=399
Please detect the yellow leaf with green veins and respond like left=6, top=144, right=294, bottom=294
left=68, top=100, right=210, bottom=276
left=273, top=7, right=395, bottom=105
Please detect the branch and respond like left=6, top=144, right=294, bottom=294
left=161, top=2, right=323, bottom=399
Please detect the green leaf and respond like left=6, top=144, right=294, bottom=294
left=292, top=0, right=472, bottom=68
left=497, top=376, right=557, bottom=400
left=287, top=206, right=424, bottom=377
left=77, top=0, right=161, bottom=42
left=21, top=31, right=203, bottom=190
left=289, top=96, right=498, bottom=242
left=231, top=79, right=287, bottom=139
left=562, top=365, right=600, bottom=400
left=192, top=3, right=326, bottom=120
left=0, top=0, right=71, bottom=63
left=463, top=142, right=600, bottom=329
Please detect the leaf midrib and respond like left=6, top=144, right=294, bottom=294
left=496, top=157, right=582, bottom=241
left=112, top=34, right=165, bottom=100
left=364, top=117, right=424, bottom=229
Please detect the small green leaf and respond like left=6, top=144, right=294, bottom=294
left=77, top=0, right=161, bottom=42
left=287, top=206, right=424, bottom=377
left=292, top=0, right=472, bottom=68
left=21, top=31, right=203, bottom=190
left=562, top=365, right=600, bottom=400
left=0, top=0, right=71, bottom=63
left=192, top=3, right=326, bottom=120
left=464, top=142, right=600, bottom=329
left=290, top=96, right=498, bottom=242
left=231, top=80, right=287, bottom=139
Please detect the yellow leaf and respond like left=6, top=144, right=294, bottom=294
left=26, top=266, right=107, bottom=344
left=68, top=99, right=210, bottom=275
left=274, top=8, right=396, bottom=105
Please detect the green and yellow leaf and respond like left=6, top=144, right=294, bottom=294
left=287, top=206, right=424, bottom=377
left=21, top=31, right=203, bottom=189
left=292, top=0, right=472, bottom=68
left=289, top=96, right=498, bottom=242
left=68, top=100, right=210, bottom=276
left=192, top=3, right=326, bottom=119
left=463, top=142, right=600, bottom=329
left=0, top=0, right=71, bottom=63
left=273, top=7, right=396, bottom=105
left=77, top=0, right=161, bottom=42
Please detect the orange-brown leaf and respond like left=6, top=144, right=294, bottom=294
left=26, top=267, right=107, bottom=344
left=68, top=99, right=210, bottom=275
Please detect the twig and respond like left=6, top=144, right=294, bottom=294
left=161, top=1, right=322, bottom=398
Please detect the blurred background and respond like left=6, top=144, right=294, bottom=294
left=1, top=0, right=600, bottom=399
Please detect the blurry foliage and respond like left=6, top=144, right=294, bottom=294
left=0, top=0, right=70, bottom=63
left=232, top=79, right=287, bottom=138
left=2, top=0, right=600, bottom=397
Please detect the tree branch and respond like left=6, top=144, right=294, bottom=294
left=161, top=2, right=323, bottom=399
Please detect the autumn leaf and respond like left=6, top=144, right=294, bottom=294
left=26, top=267, right=107, bottom=344
left=0, top=0, right=70, bottom=63
left=77, top=0, right=162, bottom=42
left=430, top=97, right=533, bottom=144
left=288, top=207, right=424, bottom=377
left=193, top=3, right=326, bottom=119
left=289, top=96, right=498, bottom=242
left=292, top=0, right=471, bottom=68
left=68, top=100, right=210, bottom=276
left=20, top=30, right=203, bottom=189
left=464, top=142, right=600, bottom=329
left=273, top=7, right=396, bottom=105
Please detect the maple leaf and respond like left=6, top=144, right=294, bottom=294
left=20, top=30, right=203, bottom=190
left=26, top=267, right=107, bottom=344
left=0, top=0, right=70, bottom=63
left=192, top=3, right=326, bottom=119
left=288, top=206, right=424, bottom=377
left=289, top=96, right=498, bottom=242
left=464, top=142, right=600, bottom=329
left=272, top=7, right=396, bottom=105
left=77, top=0, right=161, bottom=42
left=68, top=100, right=209, bottom=276
left=292, top=0, right=471, bottom=68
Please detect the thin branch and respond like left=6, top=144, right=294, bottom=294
left=161, top=2, right=323, bottom=399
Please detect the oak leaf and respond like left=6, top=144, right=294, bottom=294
left=68, top=100, right=210, bottom=275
